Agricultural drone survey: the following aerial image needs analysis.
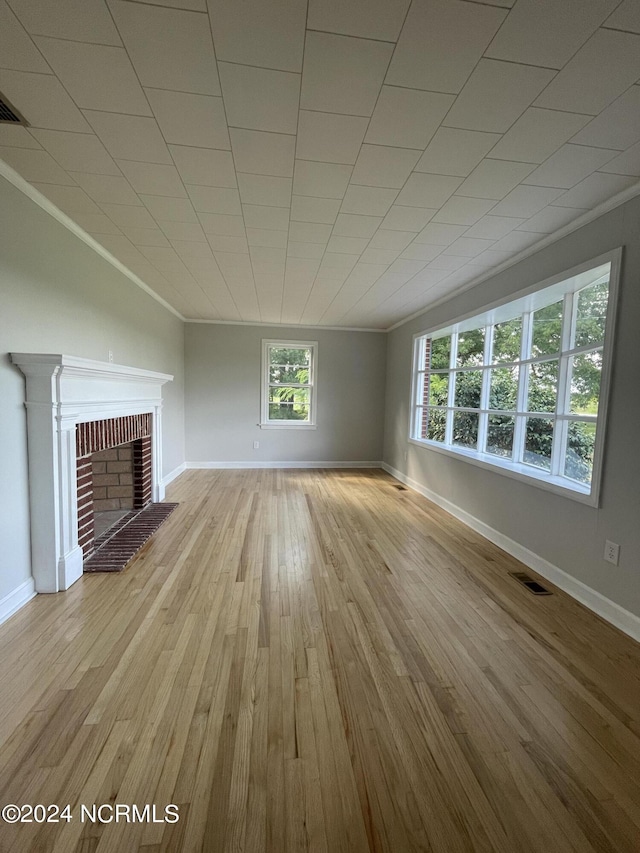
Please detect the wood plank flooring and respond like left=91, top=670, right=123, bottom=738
left=0, top=468, right=639, bottom=852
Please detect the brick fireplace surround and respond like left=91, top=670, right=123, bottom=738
left=11, top=354, right=172, bottom=593
left=76, top=414, right=153, bottom=558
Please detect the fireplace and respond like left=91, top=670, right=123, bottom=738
left=11, top=354, right=172, bottom=593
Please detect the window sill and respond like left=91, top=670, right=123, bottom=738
left=259, top=423, right=317, bottom=430
left=408, top=437, right=598, bottom=506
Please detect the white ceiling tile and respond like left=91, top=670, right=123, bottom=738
left=486, top=0, right=617, bottom=69
left=604, top=0, right=640, bottom=33
left=457, top=159, right=536, bottom=199
left=523, top=144, right=619, bottom=189
left=9, top=0, right=122, bottom=45
left=237, top=173, right=292, bottom=207
left=250, top=245, right=286, bottom=265
left=293, top=160, right=351, bottom=199
left=0, top=1, right=50, bottom=72
left=243, top=204, right=290, bottom=230
left=535, top=29, right=640, bottom=115
left=31, top=182, right=101, bottom=215
left=219, top=62, right=299, bottom=133
left=288, top=221, right=332, bottom=243
left=326, top=235, right=369, bottom=254
left=115, top=160, right=187, bottom=196
left=387, top=0, right=506, bottom=94
left=359, top=247, right=399, bottom=265
left=444, top=236, right=495, bottom=257
left=247, top=228, right=288, bottom=248
left=570, top=86, right=640, bottom=150
left=489, top=185, right=564, bottom=217
left=400, top=243, right=443, bottom=262
left=432, top=196, right=497, bottom=225
left=140, top=193, right=197, bottom=221
left=415, top=128, right=501, bottom=178
left=296, top=111, right=368, bottom=165
left=413, top=222, right=468, bottom=245
left=29, top=129, right=120, bottom=175
left=395, top=173, right=462, bottom=208
left=230, top=128, right=295, bottom=177
left=209, top=234, right=249, bottom=253
left=186, top=184, right=241, bottom=215
left=552, top=172, right=638, bottom=208
left=340, top=185, right=398, bottom=216
left=351, top=145, right=420, bottom=189
left=491, top=230, right=541, bottom=253
left=69, top=171, right=140, bottom=204
left=291, top=194, right=340, bottom=223
left=307, top=0, right=409, bottom=42
left=464, top=215, right=526, bottom=240
left=109, top=1, right=219, bottom=95
left=208, top=0, right=306, bottom=72
left=158, top=220, right=206, bottom=242
left=387, top=258, right=426, bottom=277
left=287, top=242, right=325, bottom=259
left=99, top=202, right=157, bottom=228
left=199, top=213, right=245, bottom=236
left=215, top=251, right=252, bottom=274
left=428, top=254, right=468, bottom=271
left=169, top=145, right=236, bottom=187
left=75, top=212, right=122, bottom=235
left=119, top=225, right=170, bottom=246
left=365, top=86, right=454, bottom=149
left=517, top=205, right=587, bottom=233
left=0, top=69, right=91, bottom=131
left=320, top=253, right=357, bottom=271
left=333, top=213, right=382, bottom=238
left=488, top=107, right=592, bottom=164
left=0, top=146, right=78, bottom=184
left=599, top=141, right=640, bottom=177
left=84, top=111, right=171, bottom=164
left=368, top=230, right=414, bottom=252
left=146, top=89, right=229, bottom=149
left=0, top=125, right=40, bottom=147
left=34, top=37, right=150, bottom=115
left=444, top=59, right=555, bottom=133
left=301, top=31, right=391, bottom=117
left=380, top=206, right=436, bottom=232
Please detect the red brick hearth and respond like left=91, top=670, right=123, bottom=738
left=76, top=414, right=152, bottom=559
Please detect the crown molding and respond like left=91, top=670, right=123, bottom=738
left=186, top=318, right=387, bottom=333
left=0, top=158, right=184, bottom=321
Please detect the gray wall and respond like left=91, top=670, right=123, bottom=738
left=185, top=322, right=386, bottom=464
left=0, top=175, right=185, bottom=602
left=384, top=195, right=640, bottom=618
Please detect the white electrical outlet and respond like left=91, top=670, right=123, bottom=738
left=253, top=441, right=259, bottom=449
left=108, top=350, right=114, bottom=363
left=604, top=540, right=620, bottom=565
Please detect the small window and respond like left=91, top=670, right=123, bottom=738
left=261, top=340, right=317, bottom=428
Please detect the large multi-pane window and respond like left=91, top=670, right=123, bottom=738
left=261, top=340, right=317, bottom=428
left=411, top=254, right=619, bottom=503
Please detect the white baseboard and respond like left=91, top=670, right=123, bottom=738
left=162, top=462, right=187, bottom=487
left=0, top=578, right=37, bottom=626
left=382, top=462, right=640, bottom=643
left=187, top=460, right=382, bottom=470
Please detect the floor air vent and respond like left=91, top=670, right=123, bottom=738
left=394, top=484, right=407, bottom=491
left=0, top=93, right=28, bottom=125
left=509, top=571, right=552, bottom=595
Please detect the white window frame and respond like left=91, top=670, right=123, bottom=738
left=408, top=249, right=621, bottom=506
left=260, top=339, right=318, bottom=429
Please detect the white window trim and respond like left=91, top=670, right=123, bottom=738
left=408, top=249, right=622, bottom=507
left=260, top=339, right=318, bottom=429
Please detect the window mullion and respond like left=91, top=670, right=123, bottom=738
left=445, top=331, right=457, bottom=445
left=514, top=310, right=531, bottom=463
left=551, top=293, right=574, bottom=476
left=478, top=323, right=492, bottom=453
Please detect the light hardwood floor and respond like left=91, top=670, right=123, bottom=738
left=0, top=468, right=639, bottom=852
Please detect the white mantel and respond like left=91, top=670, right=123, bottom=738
left=11, top=354, right=173, bottom=594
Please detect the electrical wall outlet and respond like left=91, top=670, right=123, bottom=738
left=253, top=441, right=259, bottom=449
left=108, top=350, right=114, bottom=363
left=604, top=540, right=620, bottom=565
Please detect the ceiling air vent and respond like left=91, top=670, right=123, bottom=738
left=0, top=93, right=28, bottom=125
